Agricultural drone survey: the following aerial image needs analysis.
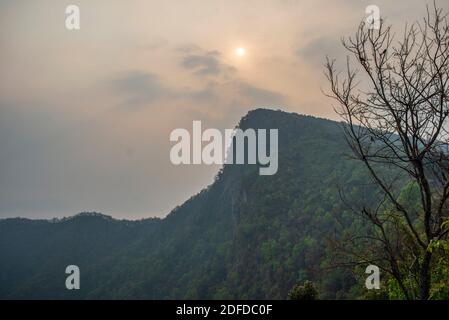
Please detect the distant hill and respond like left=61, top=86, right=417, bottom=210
left=0, top=109, right=373, bottom=299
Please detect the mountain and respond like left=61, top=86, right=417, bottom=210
left=0, top=109, right=371, bottom=299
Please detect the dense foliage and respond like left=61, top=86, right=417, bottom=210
left=288, top=281, right=319, bottom=300
left=0, top=109, right=447, bottom=299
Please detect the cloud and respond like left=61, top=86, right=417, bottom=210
left=296, top=35, right=348, bottom=66
left=180, top=48, right=235, bottom=77
left=111, top=71, right=175, bottom=108
left=188, top=81, right=219, bottom=102
left=177, top=45, right=283, bottom=106
left=113, top=71, right=168, bottom=99
left=110, top=48, right=284, bottom=111
left=182, top=53, right=221, bottom=75
left=183, top=80, right=285, bottom=109
left=236, top=82, right=285, bottom=106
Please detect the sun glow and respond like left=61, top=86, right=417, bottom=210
left=235, top=47, right=246, bottom=57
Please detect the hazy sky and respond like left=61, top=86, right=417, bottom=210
left=1, top=0, right=448, bottom=219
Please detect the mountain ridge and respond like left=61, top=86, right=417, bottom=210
left=0, top=108, right=369, bottom=299
left=0, top=108, right=341, bottom=223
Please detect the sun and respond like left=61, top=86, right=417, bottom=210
left=235, top=47, right=246, bottom=57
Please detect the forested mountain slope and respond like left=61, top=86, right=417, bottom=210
left=0, top=109, right=372, bottom=299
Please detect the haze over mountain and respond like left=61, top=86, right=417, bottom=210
left=2, top=1, right=443, bottom=220
left=0, top=109, right=372, bottom=299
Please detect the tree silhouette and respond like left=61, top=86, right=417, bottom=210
left=325, top=3, right=449, bottom=299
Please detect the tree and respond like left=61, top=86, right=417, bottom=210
left=288, top=281, right=319, bottom=300
left=325, top=3, right=449, bottom=299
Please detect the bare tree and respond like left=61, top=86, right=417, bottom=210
left=325, top=3, right=449, bottom=299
